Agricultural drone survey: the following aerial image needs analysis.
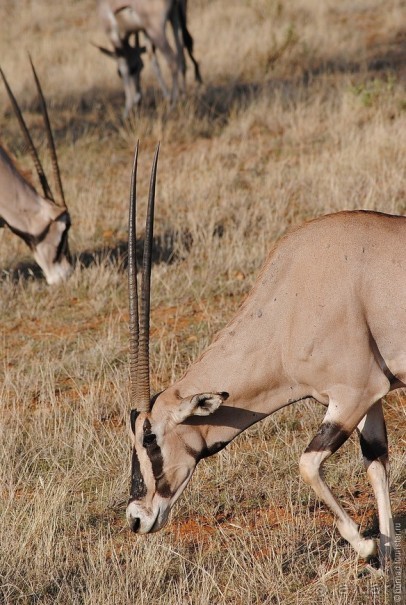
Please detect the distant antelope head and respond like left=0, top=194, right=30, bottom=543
left=0, top=59, right=72, bottom=285
left=125, top=147, right=404, bottom=568
left=97, top=0, right=202, bottom=117
left=94, top=37, right=146, bottom=109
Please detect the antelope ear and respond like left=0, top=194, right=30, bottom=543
left=173, top=392, right=228, bottom=424
left=92, top=43, right=117, bottom=58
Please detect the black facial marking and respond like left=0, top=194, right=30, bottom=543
left=53, top=213, right=71, bottom=263
left=7, top=222, right=51, bottom=250
left=143, top=418, right=154, bottom=439
left=199, top=441, right=230, bottom=460
left=305, top=422, right=350, bottom=454
left=143, top=432, right=157, bottom=447
left=130, top=409, right=140, bottom=434
left=150, top=391, right=163, bottom=409
left=130, top=446, right=147, bottom=500
left=53, top=227, right=69, bottom=263
left=143, top=419, right=171, bottom=498
left=130, top=61, right=143, bottom=75
left=185, top=444, right=199, bottom=460
left=359, top=435, right=388, bottom=461
left=5, top=211, right=70, bottom=260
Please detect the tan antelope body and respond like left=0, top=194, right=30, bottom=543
left=126, top=148, right=404, bottom=567
left=97, top=0, right=201, bottom=116
left=0, top=63, right=72, bottom=284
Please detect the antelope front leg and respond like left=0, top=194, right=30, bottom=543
left=170, top=14, right=187, bottom=94
left=149, top=50, right=170, bottom=100
left=147, top=30, right=180, bottom=105
left=299, top=414, right=377, bottom=559
left=142, top=37, right=170, bottom=100
left=357, top=401, right=395, bottom=567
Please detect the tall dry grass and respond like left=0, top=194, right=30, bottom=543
left=0, top=1, right=405, bottom=603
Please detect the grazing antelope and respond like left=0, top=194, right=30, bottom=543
left=0, top=62, right=72, bottom=285
left=97, top=0, right=202, bottom=116
left=126, top=146, right=404, bottom=567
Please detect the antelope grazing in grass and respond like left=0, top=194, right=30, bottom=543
left=126, top=146, right=404, bottom=568
left=0, top=62, right=72, bottom=285
left=97, top=0, right=202, bottom=116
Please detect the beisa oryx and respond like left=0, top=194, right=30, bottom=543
left=126, top=146, right=405, bottom=568
left=96, top=0, right=202, bottom=117
left=0, top=61, right=72, bottom=285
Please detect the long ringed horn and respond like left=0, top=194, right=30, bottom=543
left=137, top=144, right=160, bottom=409
left=29, top=56, right=66, bottom=209
left=128, top=141, right=140, bottom=405
left=0, top=66, right=54, bottom=202
left=128, top=143, right=160, bottom=412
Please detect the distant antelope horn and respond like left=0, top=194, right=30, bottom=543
left=29, top=56, right=66, bottom=209
left=0, top=65, right=55, bottom=203
left=128, top=143, right=160, bottom=412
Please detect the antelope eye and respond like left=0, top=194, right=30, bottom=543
left=143, top=433, right=156, bottom=447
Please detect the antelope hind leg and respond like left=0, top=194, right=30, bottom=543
left=357, top=400, right=395, bottom=567
left=299, top=412, right=377, bottom=559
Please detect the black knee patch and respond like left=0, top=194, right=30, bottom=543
left=359, top=434, right=388, bottom=461
left=305, top=422, right=350, bottom=454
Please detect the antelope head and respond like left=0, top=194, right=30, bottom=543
left=0, top=59, right=72, bottom=285
left=94, top=38, right=146, bottom=114
left=95, top=39, right=146, bottom=80
left=126, top=145, right=227, bottom=533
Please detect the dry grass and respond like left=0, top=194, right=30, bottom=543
left=0, top=0, right=405, bottom=603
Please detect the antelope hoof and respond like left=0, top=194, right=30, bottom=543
left=378, top=538, right=395, bottom=569
left=357, top=538, right=377, bottom=560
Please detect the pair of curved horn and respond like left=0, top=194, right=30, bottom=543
left=128, top=143, right=160, bottom=412
left=0, top=57, right=66, bottom=208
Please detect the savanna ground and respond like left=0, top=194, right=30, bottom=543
left=0, top=0, right=405, bottom=603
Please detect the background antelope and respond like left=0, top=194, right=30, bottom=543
left=0, top=62, right=72, bottom=285
left=127, top=146, right=404, bottom=569
left=97, top=0, right=202, bottom=116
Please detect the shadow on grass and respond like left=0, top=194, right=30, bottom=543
left=0, top=229, right=192, bottom=285
left=2, top=28, right=404, bottom=149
